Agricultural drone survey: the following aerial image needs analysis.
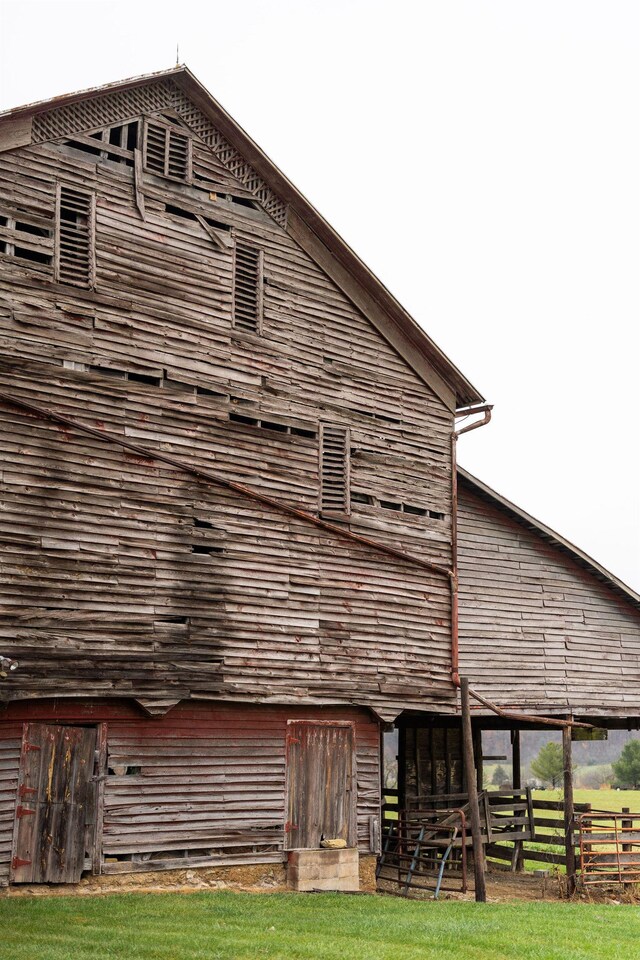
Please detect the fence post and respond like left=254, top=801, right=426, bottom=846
left=563, top=724, right=576, bottom=895
left=622, top=807, right=631, bottom=854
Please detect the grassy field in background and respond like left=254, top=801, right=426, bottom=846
left=486, top=788, right=640, bottom=872
left=1, top=890, right=640, bottom=960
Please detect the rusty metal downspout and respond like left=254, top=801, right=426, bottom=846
left=450, top=405, right=493, bottom=687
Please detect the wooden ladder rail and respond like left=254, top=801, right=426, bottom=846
left=402, top=824, right=426, bottom=896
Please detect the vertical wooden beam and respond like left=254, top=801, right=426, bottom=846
left=511, top=728, right=521, bottom=790
left=397, top=726, right=406, bottom=812
left=511, top=729, right=524, bottom=872
left=563, top=723, right=576, bottom=896
left=461, top=677, right=486, bottom=902
left=92, top=722, right=108, bottom=876
left=429, top=725, right=436, bottom=795
left=415, top=725, right=422, bottom=802
left=473, top=726, right=484, bottom=791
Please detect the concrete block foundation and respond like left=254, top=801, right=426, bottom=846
left=287, top=848, right=360, bottom=892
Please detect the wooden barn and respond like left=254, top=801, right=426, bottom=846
left=0, top=66, right=490, bottom=891
left=0, top=67, right=638, bottom=896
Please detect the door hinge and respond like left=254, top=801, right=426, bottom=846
left=18, top=784, right=37, bottom=798
left=12, top=857, right=32, bottom=869
left=25, top=742, right=42, bottom=753
left=16, top=806, right=36, bottom=819
left=284, top=821, right=298, bottom=833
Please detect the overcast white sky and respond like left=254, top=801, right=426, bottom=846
left=1, top=0, right=638, bottom=590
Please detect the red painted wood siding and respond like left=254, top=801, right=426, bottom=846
left=0, top=700, right=380, bottom=881
left=0, top=722, right=21, bottom=886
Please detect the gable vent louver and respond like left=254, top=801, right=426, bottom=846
left=144, top=120, right=190, bottom=181
left=56, top=185, right=94, bottom=287
left=233, top=243, right=263, bottom=333
left=320, top=425, right=350, bottom=517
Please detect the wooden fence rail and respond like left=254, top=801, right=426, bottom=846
left=382, top=790, right=598, bottom=872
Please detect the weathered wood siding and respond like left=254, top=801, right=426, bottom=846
left=0, top=89, right=456, bottom=717
left=0, top=700, right=379, bottom=880
left=458, top=481, right=640, bottom=716
left=0, top=722, right=21, bottom=887
left=0, top=405, right=452, bottom=716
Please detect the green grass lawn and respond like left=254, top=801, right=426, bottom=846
left=535, top=788, right=640, bottom=813
left=1, top=891, right=639, bottom=960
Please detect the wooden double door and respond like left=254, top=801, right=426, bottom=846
left=11, top=723, right=98, bottom=883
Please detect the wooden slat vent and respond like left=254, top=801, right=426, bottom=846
left=144, top=120, right=191, bottom=181
left=233, top=243, right=263, bottom=333
left=320, top=425, right=350, bottom=517
left=56, top=185, right=94, bottom=287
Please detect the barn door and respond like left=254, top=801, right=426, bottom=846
left=11, top=723, right=97, bottom=883
left=285, top=721, right=356, bottom=849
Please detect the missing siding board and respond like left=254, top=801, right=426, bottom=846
left=233, top=243, right=263, bottom=333
left=230, top=412, right=259, bottom=427
left=128, top=371, right=162, bottom=386
left=320, top=425, right=350, bottom=517
left=165, top=203, right=198, bottom=222
left=64, top=121, right=139, bottom=166
left=349, top=408, right=401, bottom=425
left=0, top=211, right=54, bottom=268
left=350, top=493, right=441, bottom=520
left=56, top=185, right=94, bottom=287
left=229, top=411, right=316, bottom=438
left=87, top=364, right=230, bottom=401
left=143, top=118, right=191, bottom=181
left=196, top=385, right=228, bottom=399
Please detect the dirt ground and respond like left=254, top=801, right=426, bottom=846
left=3, top=860, right=635, bottom=904
left=379, top=865, right=640, bottom=904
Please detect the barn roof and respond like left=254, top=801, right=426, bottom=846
left=0, top=65, right=483, bottom=410
left=458, top=466, right=640, bottom=612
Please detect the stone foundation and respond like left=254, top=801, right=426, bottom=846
left=0, top=862, right=288, bottom=898
left=287, top=848, right=360, bottom=892
left=1, top=853, right=379, bottom=898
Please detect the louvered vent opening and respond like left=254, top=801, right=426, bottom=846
left=144, top=121, right=190, bottom=180
left=57, top=186, right=93, bottom=287
left=233, top=243, right=262, bottom=333
left=321, top=426, right=350, bottom=516
left=168, top=132, right=189, bottom=179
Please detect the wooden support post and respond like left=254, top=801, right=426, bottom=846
left=511, top=728, right=521, bottom=790
left=622, top=807, right=631, bottom=854
left=461, top=677, right=486, bottom=902
left=563, top=724, right=576, bottom=896
left=511, top=727, right=524, bottom=871
left=473, top=726, right=484, bottom=791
